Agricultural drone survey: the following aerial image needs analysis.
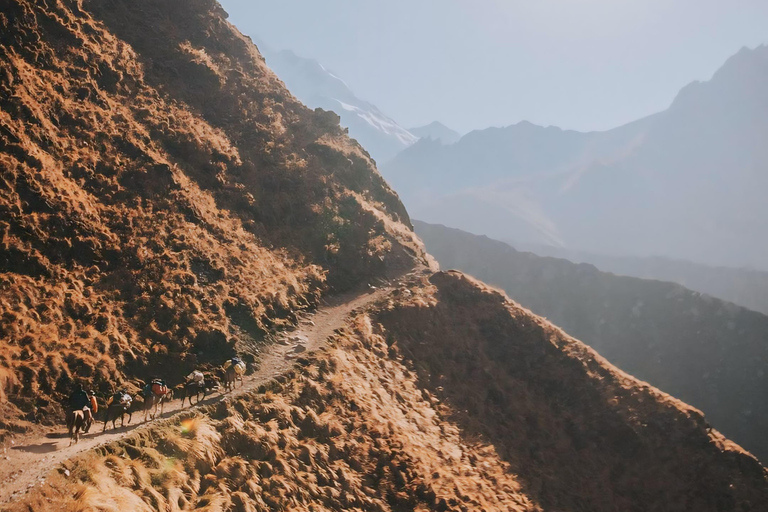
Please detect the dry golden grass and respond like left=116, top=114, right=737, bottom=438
left=10, top=272, right=768, bottom=511
left=0, top=0, right=428, bottom=437
left=4, top=1, right=765, bottom=510
left=375, top=271, right=768, bottom=511
left=8, top=307, right=537, bottom=511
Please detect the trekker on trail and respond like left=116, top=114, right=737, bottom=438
left=83, top=389, right=98, bottom=433
left=66, top=383, right=92, bottom=442
left=68, top=384, right=91, bottom=420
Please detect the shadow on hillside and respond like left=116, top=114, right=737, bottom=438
left=379, top=272, right=768, bottom=512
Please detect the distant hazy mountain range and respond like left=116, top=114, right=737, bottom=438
left=257, top=42, right=417, bottom=162
left=415, top=220, right=768, bottom=463
left=512, top=242, right=768, bottom=315
left=409, top=121, right=461, bottom=144
left=384, top=45, right=768, bottom=271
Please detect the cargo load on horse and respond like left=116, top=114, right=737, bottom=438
left=151, top=378, right=169, bottom=396
left=181, top=370, right=208, bottom=407
left=141, top=378, right=171, bottom=422
left=223, top=356, right=246, bottom=391
left=187, top=371, right=205, bottom=384
left=107, top=390, right=133, bottom=407
left=104, top=390, right=134, bottom=431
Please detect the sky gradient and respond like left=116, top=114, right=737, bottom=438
left=219, top=0, right=768, bottom=133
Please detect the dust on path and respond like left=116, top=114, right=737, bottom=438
left=0, top=280, right=400, bottom=505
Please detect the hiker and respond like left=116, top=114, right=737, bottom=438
left=66, top=384, right=92, bottom=442
left=83, top=389, right=98, bottom=433
left=68, top=383, right=90, bottom=412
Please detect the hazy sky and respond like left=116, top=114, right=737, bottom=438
left=219, top=0, right=768, bottom=133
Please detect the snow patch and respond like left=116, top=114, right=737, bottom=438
left=335, top=100, right=418, bottom=146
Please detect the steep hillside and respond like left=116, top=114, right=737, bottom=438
left=416, top=221, right=768, bottom=463
left=258, top=44, right=417, bottom=163
left=383, top=45, right=768, bottom=270
left=0, top=0, right=425, bottom=439
left=8, top=272, right=768, bottom=512
left=3, top=1, right=768, bottom=510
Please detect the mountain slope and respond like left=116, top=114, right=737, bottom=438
left=9, top=271, right=768, bottom=512
left=384, top=45, right=768, bottom=269
left=382, top=116, right=655, bottom=247
left=415, top=220, right=768, bottom=463
left=258, top=44, right=417, bottom=163
left=2, top=1, right=768, bottom=510
left=0, top=0, right=425, bottom=437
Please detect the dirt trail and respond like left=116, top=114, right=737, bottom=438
left=0, top=282, right=398, bottom=505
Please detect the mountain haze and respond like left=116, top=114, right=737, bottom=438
left=415, top=221, right=768, bottom=463
left=384, top=45, right=768, bottom=270
left=257, top=44, right=417, bottom=163
left=409, top=121, right=461, bottom=144
left=1, top=1, right=767, bottom=510
left=514, top=243, right=768, bottom=315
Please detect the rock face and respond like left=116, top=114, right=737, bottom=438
left=415, top=220, right=768, bottom=463
left=0, top=0, right=424, bottom=431
left=383, top=45, right=768, bottom=270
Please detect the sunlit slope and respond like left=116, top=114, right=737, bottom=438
left=0, top=0, right=424, bottom=436
left=9, top=271, right=768, bottom=512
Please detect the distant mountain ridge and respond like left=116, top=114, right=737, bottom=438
left=415, top=220, right=768, bottom=463
left=514, top=242, right=768, bottom=315
left=257, top=43, right=417, bottom=162
left=409, top=121, right=461, bottom=144
left=384, top=45, right=768, bottom=270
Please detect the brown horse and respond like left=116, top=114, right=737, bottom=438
left=179, top=380, right=208, bottom=407
left=141, top=388, right=172, bottom=422
left=223, top=362, right=245, bottom=392
left=66, top=410, right=85, bottom=446
left=103, top=397, right=133, bottom=431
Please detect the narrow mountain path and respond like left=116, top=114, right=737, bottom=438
left=0, top=280, right=401, bottom=505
